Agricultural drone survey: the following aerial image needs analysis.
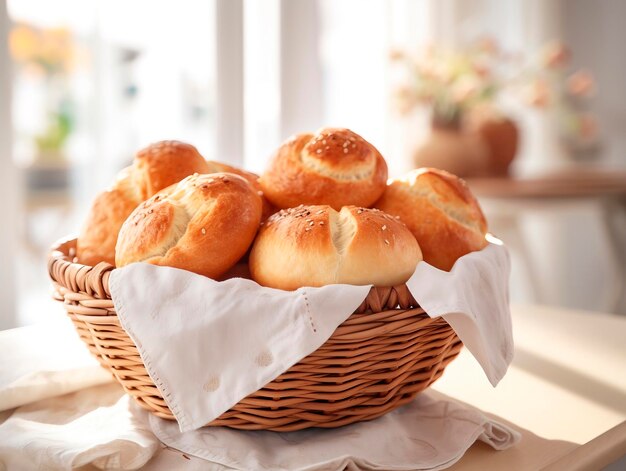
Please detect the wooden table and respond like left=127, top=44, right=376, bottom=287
left=467, top=169, right=626, bottom=314
left=468, top=169, right=626, bottom=200
left=435, top=304, right=626, bottom=470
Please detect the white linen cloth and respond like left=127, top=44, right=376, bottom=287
left=109, top=239, right=512, bottom=432
left=150, top=391, right=520, bottom=471
left=0, top=383, right=159, bottom=470
left=406, top=237, right=513, bottom=385
left=0, top=320, right=157, bottom=470
left=0, top=317, right=113, bottom=411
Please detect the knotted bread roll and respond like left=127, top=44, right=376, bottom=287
left=250, top=205, right=422, bottom=290
left=77, top=141, right=209, bottom=266
left=206, top=160, right=275, bottom=220
left=115, top=172, right=262, bottom=278
left=259, top=128, right=388, bottom=210
left=375, top=168, right=488, bottom=271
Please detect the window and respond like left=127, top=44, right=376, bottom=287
left=5, top=0, right=217, bottom=326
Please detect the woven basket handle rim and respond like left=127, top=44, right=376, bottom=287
left=48, top=237, right=420, bottom=310
left=49, top=236, right=114, bottom=298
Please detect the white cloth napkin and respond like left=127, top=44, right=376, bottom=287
left=0, top=321, right=157, bottom=470
left=0, top=383, right=159, bottom=470
left=149, top=390, right=521, bottom=471
left=109, top=240, right=512, bottom=432
left=0, top=317, right=113, bottom=411
left=408, top=237, right=513, bottom=385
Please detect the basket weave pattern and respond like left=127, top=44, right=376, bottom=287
left=49, top=237, right=462, bottom=432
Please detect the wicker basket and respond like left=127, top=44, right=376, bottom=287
left=48, top=237, right=462, bottom=432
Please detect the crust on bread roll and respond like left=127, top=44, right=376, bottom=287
left=115, top=172, right=262, bottom=278
left=206, top=160, right=275, bottom=220
left=375, top=168, right=488, bottom=271
left=205, top=160, right=260, bottom=185
left=77, top=140, right=209, bottom=266
left=249, top=205, right=422, bottom=290
left=259, top=128, right=388, bottom=210
left=134, top=141, right=209, bottom=199
left=76, top=167, right=141, bottom=266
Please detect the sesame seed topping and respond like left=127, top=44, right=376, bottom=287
left=319, top=221, right=324, bottom=225
left=343, top=141, right=349, bottom=147
left=357, top=209, right=364, bottom=214
left=305, top=227, right=311, bottom=231
left=316, top=209, right=325, bottom=214
left=309, top=221, right=314, bottom=226
left=382, top=225, right=387, bottom=230
left=201, top=228, right=206, bottom=235
left=343, top=148, right=348, bottom=153
left=316, top=149, right=322, bottom=154
left=384, top=239, right=390, bottom=245
left=322, top=140, right=327, bottom=144
left=395, top=215, right=401, bottom=219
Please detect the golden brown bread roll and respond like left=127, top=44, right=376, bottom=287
left=134, top=141, right=210, bottom=198
left=76, top=167, right=140, bottom=266
left=250, top=205, right=422, bottom=290
left=259, top=128, right=388, bottom=210
left=77, top=141, right=209, bottom=266
left=205, top=160, right=260, bottom=185
left=206, top=160, right=275, bottom=221
left=115, top=172, right=262, bottom=278
left=375, top=168, right=488, bottom=271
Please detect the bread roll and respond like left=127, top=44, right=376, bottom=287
left=206, top=160, right=275, bottom=220
left=77, top=141, right=209, bottom=266
left=134, top=141, right=210, bottom=198
left=375, top=168, right=487, bottom=271
left=259, top=128, right=388, bottom=210
left=205, top=160, right=260, bottom=186
left=250, top=205, right=422, bottom=290
left=116, top=173, right=262, bottom=278
left=76, top=167, right=140, bottom=266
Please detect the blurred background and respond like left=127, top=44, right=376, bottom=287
left=0, top=0, right=625, bottom=329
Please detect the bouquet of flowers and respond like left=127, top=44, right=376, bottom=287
left=391, top=37, right=599, bottom=162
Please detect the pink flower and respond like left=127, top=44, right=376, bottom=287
left=475, top=36, right=499, bottom=55
left=393, top=85, right=419, bottom=115
left=524, top=79, right=551, bottom=108
left=389, top=48, right=406, bottom=61
left=567, top=70, right=595, bottom=97
left=577, top=114, right=599, bottom=140
left=452, top=76, right=481, bottom=104
left=472, top=60, right=491, bottom=79
left=542, top=41, right=570, bottom=68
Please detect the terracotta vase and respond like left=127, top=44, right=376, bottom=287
left=413, top=117, right=488, bottom=178
left=466, top=113, right=519, bottom=177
